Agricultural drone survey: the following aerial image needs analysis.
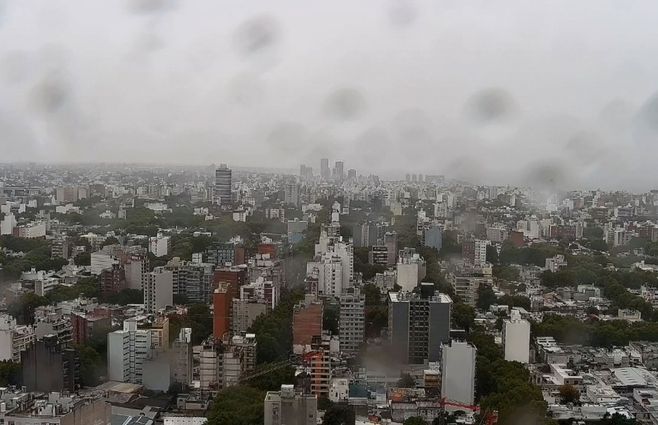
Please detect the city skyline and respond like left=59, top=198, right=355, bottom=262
left=2, top=1, right=658, bottom=190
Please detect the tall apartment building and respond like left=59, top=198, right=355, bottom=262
left=264, top=384, right=318, bottom=425
left=284, top=183, right=300, bottom=207
left=122, top=250, right=150, bottom=290
left=423, top=224, right=443, bottom=251
left=166, top=258, right=215, bottom=303
left=149, top=233, right=171, bottom=258
left=207, top=243, right=237, bottom=267
left=22, top=335, right=80, bottom=393
left=441, top=340, right=476, bottom=406
left=388, top=288, right=452, bottom=364
left=100, top=263, right=126, bottom=298
left=107, top=320, right=152, bottom=384
left=197, top=335, right=257, bottom=390
left=333, top=160, right=344, bottom=181
left=307, top=253, right=344, bottom=296
left=396, top=248, right=427, bottom=292
left=339, top=289, right=365, bottom=355
left=232, top=299, right=268, bottom=335
left=368, top=246, right=389, bottom=266
left=320, top=158, right=330, bottom=181
left=214, top=164, right=232, bottom=206
left=51, top=236, right=70, bottom=260
left=213, top=283, right=233, bottom=341
left=384, top=231, right=398, bottom=266
left=293, top=296, right=323, bottom=354
left=306, top=350, right=331, bottom=397
left=448, top=266, right=493, bottom=307
left=214, top=265, right=248, bottom=298
left=462, top=239, right=489, bottom=266
left=144, top=267, right=174, bottom=313
left=486, top=226, right=508, bottom=243
left=503, top=309, right=530, bottom=363
left=0, top=314, right=35, bottom=362
left=171, top=328, right=193, bottom=386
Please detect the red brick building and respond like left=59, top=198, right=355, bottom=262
left=292, top=300, right=323, bottom=353
left=213, top=283, right=233, bottom=342
left=214, top=266, right=247, bottom=298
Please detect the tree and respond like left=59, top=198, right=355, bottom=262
left=601, top=413, right=637, bottom=425
left=404, top=418, right=427, bottom=425
left=323, top=403, right=355, bottom=425
left=206, top=386, right=265, bottom=425
left=74, top=252, right=91, bottom=266
left=362, top=283, right=382, bottom=306
left=104, top=289, right=143, bottom=305
left=323, top=302, right=340, bottom=335
left=101, top=236, right=120, bottom=247
left=486, top=245, right=499, bottom=264
left=558, top=384, right=580, bottom=404
left=476, top=285, right=497, bottom=311
left=0, top=361, right=21, bottom=386
left=77, top=344, right=105, bottom=387
left=7, top=293, right=48, bottom=324
left=397, top=373, right=415, bottom=388
left=452, top=303, right=476, bottom=333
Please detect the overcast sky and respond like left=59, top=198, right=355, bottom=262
left=1, top=0, right=658, bottom=190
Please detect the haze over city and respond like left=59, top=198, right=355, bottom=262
left=2, top=0, right=658, bottom=190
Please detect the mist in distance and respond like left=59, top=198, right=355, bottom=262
left=1, top=0, right=658, bottom=190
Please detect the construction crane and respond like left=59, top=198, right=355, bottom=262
left=238, top=359, right=293, bottom=383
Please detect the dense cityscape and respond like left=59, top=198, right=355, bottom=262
left=0, top=160, right=656, bottom=425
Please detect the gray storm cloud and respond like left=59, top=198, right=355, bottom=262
left=1, top=0, right=658, bottom=190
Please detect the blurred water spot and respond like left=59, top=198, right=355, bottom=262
left=524, top=161, right=573, bottom=191
left=388, top=0, right=418, bottom=28
left=30, top=72, right=69, bottom=114
left=234, top=15, right=280, bottom=56
left=464, top=88, right=519, bottom=125
left=267, top=122, right=306, bottom=153
left=324, top=87, right=366, bottom=121
left=227, top=73, right=265, bottom=107
left=633, top=93, right=658, bottom=146
left=128, top=0, right=174, bottom=14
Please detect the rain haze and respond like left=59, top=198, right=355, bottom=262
left=1, top=0, right=658, bottom=190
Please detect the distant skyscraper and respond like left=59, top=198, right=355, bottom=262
left=334, top=161, right=344, bottom=181
left=214, top=164, right=232, bottom=206
left=320, top=158, right=330, bottom=180
left=347, top=169, right=357, bottom=180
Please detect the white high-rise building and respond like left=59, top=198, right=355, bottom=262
left=503, top=309, right=530, bottom=363
left=441, top=340, right=476, bottom=406
left=149, top=233, right=171, bottom=258
left=473, top=239, right=489, bottom=267
left=307, top=253, right=344, bottom=296
left=145, top=267, right=174, bottom=313
left=396, top=249, right=427, bottom=292
left=0, top=314, right=35, bottom=362
left=107, top=320, right=152, bottom=384
left=0, top=213, right=16, bottom=235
